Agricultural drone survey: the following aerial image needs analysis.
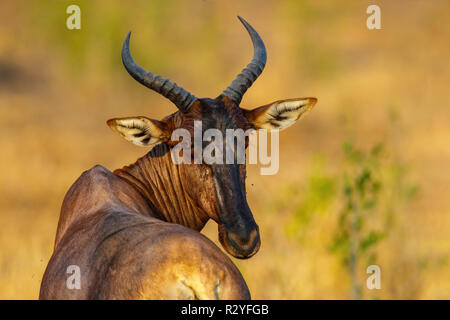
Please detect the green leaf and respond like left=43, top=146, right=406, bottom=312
left=360, top=231, right=386, bottom=252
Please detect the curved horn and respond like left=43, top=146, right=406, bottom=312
left=221, top=16, right=267, bottom=104
left=122, top=32, right=197, bottom=113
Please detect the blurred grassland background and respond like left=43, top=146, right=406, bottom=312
left=0, top=0, right=449, bottom=299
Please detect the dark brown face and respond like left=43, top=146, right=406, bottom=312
left=174, top=96, right=260, bottom=259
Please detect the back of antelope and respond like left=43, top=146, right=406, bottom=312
left=39, top=16, right=317, bottom=300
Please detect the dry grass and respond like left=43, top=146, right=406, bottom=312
left=0, top=0, right=449, bottom=299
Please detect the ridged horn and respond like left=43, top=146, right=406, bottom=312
left=122, top=32, right=197, bottom=113
left=221, top=16, right=267, bottom=104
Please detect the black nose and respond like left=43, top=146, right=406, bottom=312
left=219, top=224, right=261, bottom=259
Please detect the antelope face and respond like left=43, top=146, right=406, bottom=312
left=179, top=96, right=259, bottom=259
left=107, top=17, right=317, bottom=259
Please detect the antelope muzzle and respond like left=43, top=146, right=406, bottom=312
left=218, top=224, right=260, bottom=259
left=212, top=164, right=261, bottom=259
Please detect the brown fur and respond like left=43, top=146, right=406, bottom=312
left=40, top=146, right=250, bottom=299
left=40, top=95, right=316, bottom=300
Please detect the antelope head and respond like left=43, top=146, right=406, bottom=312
left=107, top=16, right=317, bottom=259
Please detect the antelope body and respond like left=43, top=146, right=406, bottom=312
left=40, top=16, right=317, bottom=299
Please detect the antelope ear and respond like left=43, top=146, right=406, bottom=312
left=107, top=116, right=169, bottom=147
left=243, top=97, right=317, bottom=131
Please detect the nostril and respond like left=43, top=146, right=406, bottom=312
left=228, top=229, right=259, bottom=247
left=218, top=224, right=261, bottom=259
left=226, top=228, right=260, bottom=258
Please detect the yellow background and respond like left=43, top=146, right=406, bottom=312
left=0, top=0, right=449, bottom=299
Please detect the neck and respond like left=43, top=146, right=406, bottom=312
left=113, top=144, right=209, bottom=231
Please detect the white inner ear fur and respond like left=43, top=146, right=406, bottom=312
left=258, top=98, right=316, bottom=131
left=109, top=117, right=165, bottom=147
